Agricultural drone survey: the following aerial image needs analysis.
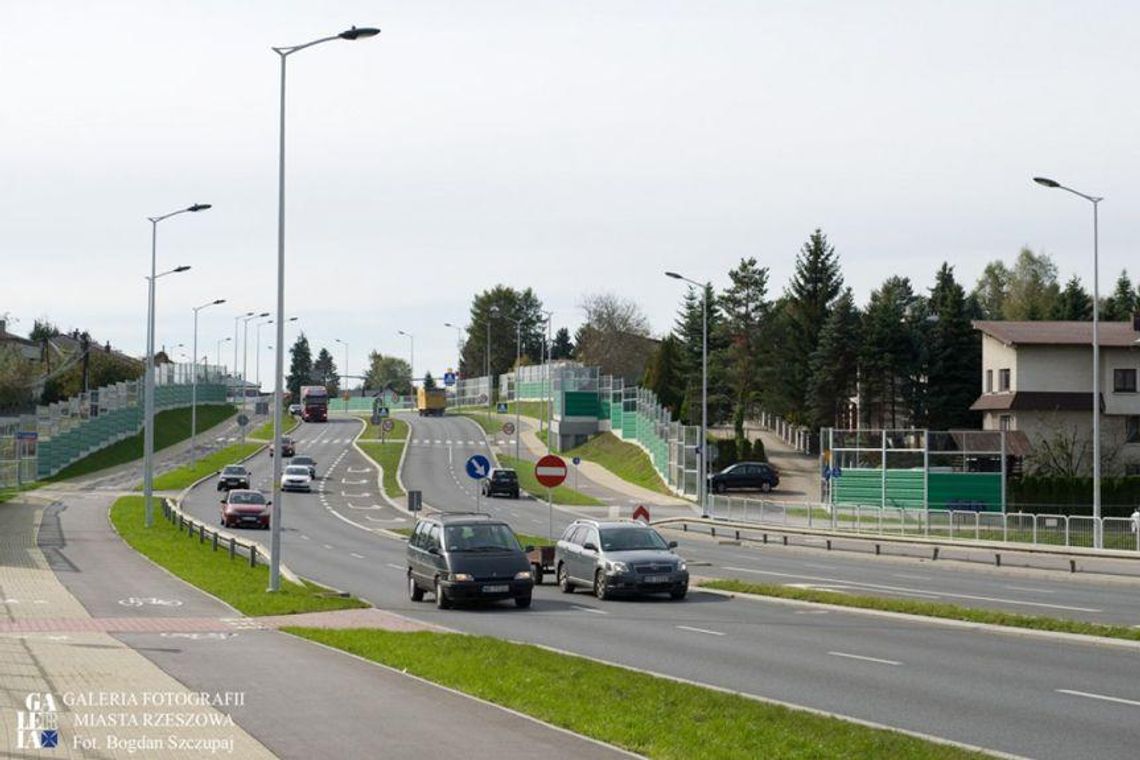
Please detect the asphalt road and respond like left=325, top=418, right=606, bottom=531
left=44, top=490, right=628, bottom=759
left=176, top=414, right=1140, bottom=760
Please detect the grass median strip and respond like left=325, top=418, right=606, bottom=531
left=559, top=432, right=672, bottom=496
left=249, top=416, right=300, bottom=441
left=356, top=414, right=408, bottom=441
left=700, top=578, right=1140, bottom=642
left=283, top=628, right=987, bottom=760
left=141, top=441, right=262, bottom=491
left=357, top=441, right=406, bottom=498
left=110, top=495, right=366, bottom=616
left=497, top=454, right=603, bottom=506
left=49, top=404, right=236, bottom=481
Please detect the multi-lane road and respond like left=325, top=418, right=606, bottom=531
left=179, top=413, right=1140, bottom=760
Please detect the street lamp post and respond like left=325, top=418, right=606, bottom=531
left=255, top=316, right=274, bottom=389
left=216, top=337, right=231, bottom=372
left=544, top=311, right=553, bottom=453
left=666, top=272, right=708, bottom=517
left=444, top=322, right=464, bottom=405
left=397, top=332, right=414, bottom=388
left=241, top=312, right=269, bottom=440
left=1033, top=176, right=1104, bottom=548
left=143, top=202, right=209, bottom=528
left=232, top=311, right=252, bottom=403
left=191, top=298, right=225, bottom=468
left=335, top=337, right=351, bottom=395
left=269, top=24, right=380, bottom=593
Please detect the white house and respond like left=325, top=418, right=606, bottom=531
left=970, top=319, right=1140, bottom=475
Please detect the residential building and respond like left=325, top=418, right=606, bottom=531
left=970, top=319, right=1140, bottom=476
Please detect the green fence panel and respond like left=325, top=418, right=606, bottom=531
left=928, top=472, right=1002, bottom=512
left=833, top=469, right=883, bottom=506
left=885, top=470, right=925, bottom=508
left=562, top=391, right=599, bottom=418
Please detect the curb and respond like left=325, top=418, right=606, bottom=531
left=694, top=583, right=1140, bottom=652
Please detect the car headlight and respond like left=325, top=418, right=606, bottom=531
left=451, top=573, right=473, bottom=582
left=514, top=570, right=532, bottom=580
left=677, top=561, right=687, bottom=572
left=606, top=561, right=629, bottom=573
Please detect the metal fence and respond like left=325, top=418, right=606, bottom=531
left=706, top=494, right=1140, bottom=552
left=756, top=410, right=814, bottom=454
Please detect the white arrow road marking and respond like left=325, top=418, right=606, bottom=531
left=347, top=503, right=380, bottom=510
left=350, top=553, right=365, bottom=559
left=676, top=625, right=725, bottom=637
left=386, top=563, right=405, bottom=571
left=347, top=467, right=372, bottom=473
left=341, top=479, right=368, bottom=484
left=365, top=515, right=407, bottom=523
left=571, top=605, right=608, bottom=615
left=1057, top=689, right=1140, bottom=707
left=828, top=651, right=902, bottom=666
left=341, top=493, right=371, bottom=498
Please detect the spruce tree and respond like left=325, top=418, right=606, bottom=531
left=781, top=229, right=843, bottom=420
left=313, top=348, right=339, bottom=394
left=806, top=289, right=860, bottom=429
left=642, top=334, right=684, bottom=417
left=859, top=277, right=917, bottom=428
left=1049, top=275, right=1093, bottom=320
left=1103, top=270, right=1137, bottom=321
left=719, top=258, right=770, bottom=440
left=286, top=333, right=313, bottom=401
left=925, top=264, right=981, bottom=429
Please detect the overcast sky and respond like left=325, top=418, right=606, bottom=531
left=3, top=1, right=1138, bottom=386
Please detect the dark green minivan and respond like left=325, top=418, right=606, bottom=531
left=406, top=513, right=535, bottom=609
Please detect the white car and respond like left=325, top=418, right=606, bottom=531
left=281, top=464, right=312, bottom=492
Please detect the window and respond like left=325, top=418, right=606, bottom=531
left=998, top=369, right=1011, bottom=392
left=985, top=370, right=993, bottom=393
left=1114, top=369, right=1138, bottom=393
left=427, top=524, right=441, bottom=551
left=410, top=522, right=427, bottom=549
left=1127, top=416, right=1140, bottom=445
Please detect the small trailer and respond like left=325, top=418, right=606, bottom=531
left=526, top=545, right=556, bottom=585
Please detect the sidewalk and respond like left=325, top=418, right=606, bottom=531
left=0, top=491, right=634, bottom=759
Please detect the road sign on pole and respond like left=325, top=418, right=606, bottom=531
left=376, top=406, right=390, bottom=418
left=497, top=402, right=508, bottom=414
left=443, top=371, right=457, bottom=387
left=382, top=419, right=395, bottom=433
left=535, top=454, right=567, bottom=488
left=502, top=422, right=515, bottom=436
left=466, top=454, right=491, bottom=480
left=237, top=413, right=249, bottom=427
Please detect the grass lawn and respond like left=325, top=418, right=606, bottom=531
left=701, top=578, right=1140, bottom=642
left=48, top=405, right=236, bottom=481
left=110, top=496, right=366, bottom=616
left=498, top=454, right=603, bottom=506
left=249, top=416, right=300, bottom=441
left=452, top=411, right=500, bottom=435
left=285, top=629, right=987, bottom=760
left=357, top=441, right=406, bottom=498
left=145, top=442, right=263, bottom=491
left=559, top=432, right=671, bottom=495
left=357, top=415, right=409, bottom=441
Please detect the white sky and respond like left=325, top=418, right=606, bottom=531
left=3, top=1, right=1138, bottom=385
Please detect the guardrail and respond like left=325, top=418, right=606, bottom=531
left=707, top=494, right=1140, bottom=553
left=161, top=497, right=301, bottom=581
left=654, top=514, right=1140, bottom=575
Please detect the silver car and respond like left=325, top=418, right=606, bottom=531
left=555, top=519, right=688, bottom=600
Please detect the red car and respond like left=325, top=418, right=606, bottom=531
left=220, top=489, right=272, bottom=529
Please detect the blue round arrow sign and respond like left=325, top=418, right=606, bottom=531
left=465, top=454, right=492, bottom=480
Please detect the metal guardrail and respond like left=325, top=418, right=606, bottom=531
left=162, top=497, right=268, bottom=570
left=653, top=514, right=1140, bottom=573
left=706, top=495, right=1140, bottom=553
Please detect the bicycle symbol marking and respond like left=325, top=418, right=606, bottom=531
left=117, top=597, right=184, bottom=608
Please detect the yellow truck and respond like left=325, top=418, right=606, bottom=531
left=416, top=387, right=447, bottom=417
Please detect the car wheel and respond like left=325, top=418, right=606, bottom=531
left=714, top=481, right=726, bottom=494
left=532, top=563, right=544, bottom=585
left=594, top=570, right=611, bottom=601
left=434, top=578, right=451, bottom=609
left=670, top=586, right=688, bottom=600
left=408, top=573, right=424, bottom=602
left=557, top=563, right=574, bottom=594
left=515, top=594, right=532, bottom=609
left=760, top=481, right=772, bottom=493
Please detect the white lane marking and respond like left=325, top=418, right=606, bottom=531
left=676, top=625, right=725, bottom=637
left=322, top=544, right=334, bottom=550
left=341, top=493, right=371, bottom=498
left=720, top=567, right=1102, bottom=613
left=794, top=610, right=830, bottom=615
left=828, top=651, right=902, bottom=666
left=299, top=535, right=310, bottom=541
left=347, top=467, right=372, bottom=473
left=571, top=605, right=608, bottom=615
left=386, top=563, right=404, bottom=571
left=1004, top=586, right=1055, bottom=594
left=1056, top=689, right=1140, bottom=708
left=341, top=479, right=367, bottom=484
left=350, top=553, right=365, bottom=559
left=445, top=440, right=452, bottom=445
left=891, top=573, right=931, bottom=580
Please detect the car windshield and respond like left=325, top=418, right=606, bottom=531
left=284, top=466, right=309, bottom=476
left=222, top=466, right=245, bottom=475
left=293, top=457, right=314, bottom=465
left=492, top=471, right=517, bottom=482
left=444, top=523, right=521, bottom=552
left=229, top=492, right=266, bottom=505
left=600, top=527, right=668, bottom=551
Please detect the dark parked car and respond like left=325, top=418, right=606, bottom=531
left=555, top=519, right=688, bottom=600
left=406, top=513, right=534, bottom=609
left=216, top=465, right=251, bottom=491
left=220, top=489, right=271, bottom=529
left=707, top=461, right=780, bottom=494
left=291, top=455, right=317, bottom=479
left=481, top=468, right=520, bottom=499
left=288, top=403, right=302, bottom=415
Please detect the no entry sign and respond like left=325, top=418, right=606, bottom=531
left=534, top=454, right=568, bottom=488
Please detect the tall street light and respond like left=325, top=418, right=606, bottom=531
left=335, top=337, right=351, bottom=394
left=397, top=332, right=414, bottom=388
left=1033, top=176, right=1104, bottom=548
left=232, top=311, right=253, bottom=403
left=143, top=202, right=209, bottom=528
left=191, top=298, right=225, bottom=468
left=444, top=322, right=464, bottom=404
left=241, top=312, right=270, bottom=439
left=543, top=311, right=553, bottom=452
left=261, top=317, right=296, bottom=389
left=497, top=313, right=524, bottom=459
left=269, top=24, right=380, bottom=593
left=666, top=271, right=708, bottom=517
left=216, top=336, right=231, bottom=371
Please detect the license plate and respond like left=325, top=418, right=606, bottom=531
left=644, top=575, right=670, bottom=584
left=482, top=584, right=510, bottom=593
